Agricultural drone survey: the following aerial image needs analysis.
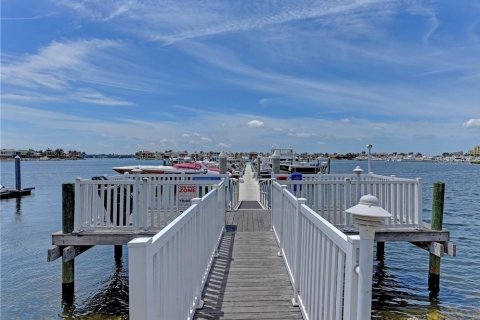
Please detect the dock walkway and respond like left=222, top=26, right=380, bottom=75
left=238, top=163, right=260, bottom=203
left=194, top=208, right=303, bottom=320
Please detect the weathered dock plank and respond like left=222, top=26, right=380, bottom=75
left=194, top=228, right=303, bottom=320
left=226, top=207, right=271, bottom=232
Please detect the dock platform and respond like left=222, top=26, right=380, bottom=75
left=195, top=207, right=303, bottom=320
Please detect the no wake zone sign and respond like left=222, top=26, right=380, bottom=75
left=178, top=185, right=197, bottom=210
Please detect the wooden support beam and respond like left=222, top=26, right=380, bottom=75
left=411, top=241, right=444, bottom=257
left=63, top=245, right=93, bottom=262
left=52, top=230, right=157, bottom=246
left=47, top=245, right=62, bottom=262
left=444, top=241, right=457, bottom=256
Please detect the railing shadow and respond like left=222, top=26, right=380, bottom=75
left=193, top=231, right=236, bottom=319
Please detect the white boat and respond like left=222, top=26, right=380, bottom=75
left=112, top=161, right=220, bottom=175
left=271, top=148, right=328, bottom=174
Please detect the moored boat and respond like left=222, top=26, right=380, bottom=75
left=112, top=161, right=220, bottom=174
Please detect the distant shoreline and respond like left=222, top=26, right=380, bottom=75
left=0, top=158, right=84, bottom=161
left=0, top=156, right=137, bottom=161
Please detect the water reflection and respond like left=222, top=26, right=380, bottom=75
left=62, top=257, right=129, bottom=319
left=15, top=197, right=22, bottom=215
left=373, top=252, right=430, bottom=317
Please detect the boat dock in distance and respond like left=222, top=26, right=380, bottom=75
left=0, top=156, right=34, bottom=200
left=49, top=156, right=455, bottom=320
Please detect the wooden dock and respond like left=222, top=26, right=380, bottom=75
left=0, top=188, right=33, bottom=199
left=49, top=168, right=456, bottom=319
left=195, top=206, right=303, bottom=320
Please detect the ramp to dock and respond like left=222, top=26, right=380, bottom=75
left=194, top=209, right=303, bottom=320
left=238, top=163, right=260, bottom=203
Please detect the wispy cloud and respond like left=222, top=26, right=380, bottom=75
left=55, top=0, right=404, bottom=44
left=2, top=89, right=135, bottom=107
left=2, top=39, right=118, bottom=89
left=1, top=12, right=57, bottom=21
left=463, top=119, right=480, bottom=128
left=1, top=39, right=149, bottom=106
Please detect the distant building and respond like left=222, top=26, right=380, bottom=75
left=248, top=152, right=258, bottom=159
left=0, top=149, right=29, bottom=159
left=136, top=150, right=156, bottom=159
left=469, top=145, right=480, bottom=157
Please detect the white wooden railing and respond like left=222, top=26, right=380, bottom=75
left=271, top=173, right=422, bottom=229
left=229, top=178, right=240, bottom=210
left=74, top=174, right=229, bottom=232
left=272, top=181, right=361, bottom=320
left=128, top=180, right=226, bottom=320
left=259, top=178, right=272, bottom=208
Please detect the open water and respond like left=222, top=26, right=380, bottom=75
left=1, top=159, right=479, bottom=319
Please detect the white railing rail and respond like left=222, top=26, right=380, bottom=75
left=271, top=173, right=422, bottom=229
left=272, top=181, right=361, bottom=320
left=74, top=174, right=229, bottom=232
left=128, top=180, right=226, bottom=320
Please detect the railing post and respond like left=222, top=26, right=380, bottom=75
left=353, top=166, right=363, bottom=202
left=270, top=178, right=276, bottom=231
left=292, top=197, right=307, bottom=306
left=357, top=226, right=375, bottom=320
left=128, top=237, right=153, bottom=320
left=343, top=237, right=360, bottom=320
left=190, top=198, right=205, bottom=310
left=74, top=178, right=81, bottom=232
left=345, top=178, right=351, bottom=227
left=347, top=195, right=391, bottom=320
left=416, top=178, right=423, bottom=227
left=142, top=177, right=150, bottom=230
left=367, top=144, right=373, bottom=174
left=132, top=169, right=141, bottom=232
left=278, top=185, right=287, bottom=257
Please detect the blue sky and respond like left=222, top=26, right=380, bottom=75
left=1, top=0, right=479, bottom=154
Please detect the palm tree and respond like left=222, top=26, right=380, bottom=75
left=54, top=148, right=65, bottom=158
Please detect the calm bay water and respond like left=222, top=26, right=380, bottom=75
left=1, top=159, right=479, bottom=319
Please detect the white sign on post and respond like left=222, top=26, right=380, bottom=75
left=178, top=185, right=197, bottom=210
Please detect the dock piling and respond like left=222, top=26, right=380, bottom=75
left=219, top=151, right=227, bottom=174
left=62, top=183, right=75, bottom=302
left=15, top=156, right=21, bottom=190
left=272, top=150, right=280, bottom=175
left=115, top=245, right=123, bottom=264
left=429, top=182, right=445, bottom=292
left=376, top=241, right=385, bottom=260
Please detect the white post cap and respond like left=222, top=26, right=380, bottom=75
left=346, top=194, right=391, bottom=228
left=353, top=166, right=363, bottom=175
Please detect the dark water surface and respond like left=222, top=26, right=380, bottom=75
left=1, top=159, right=479, bottom=319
